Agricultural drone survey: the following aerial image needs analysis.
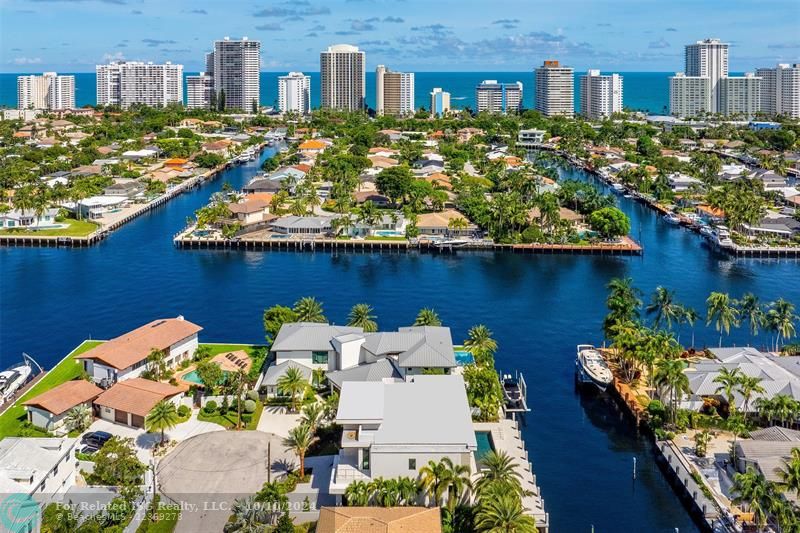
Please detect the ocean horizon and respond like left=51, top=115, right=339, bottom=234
left=0, top=71, right=692, bottom=114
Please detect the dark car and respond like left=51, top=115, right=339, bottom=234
left=81, top=431, right=112, bottom=448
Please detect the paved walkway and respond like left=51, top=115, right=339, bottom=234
left=256, top=405, right=302, bottom=437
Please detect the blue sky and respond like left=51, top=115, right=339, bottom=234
left=1, top=0, right=798, bottom=72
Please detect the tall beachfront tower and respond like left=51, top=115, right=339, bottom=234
left=186, top=73, right=214, bottom=109
left=96, top=62, right=182, bottom=109
left=430, top=88, right=451, bottom=117
left=534, top=60, right=574, bottom=117
left=475, top=80, right=523, bottom=114
left=207, top=37, right=261, bottom=112
left=684, top=38, right=729, bottom=113
left=278, top=72, right=311, bottom=114
left=17, top=72, right=75, bottom=110
left=320, top=44, right=365, bottom=111
left=375, top=65, right=415, bottom=116
left=756, top=63, right=800, bottom=118
left=579, top=70, right=623, bottom=119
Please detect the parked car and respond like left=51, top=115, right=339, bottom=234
left=81, top=431, right=112, bottom=448
left=78, top=444, right=99, bottom=456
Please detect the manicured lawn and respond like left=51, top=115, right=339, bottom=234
left=136, top=496, right=180, bottom=533
left=0, top=218, right=99, bottom=237
left=197, top=401, right=264, bottom=430
left=0, top=340, right=103, bottom=439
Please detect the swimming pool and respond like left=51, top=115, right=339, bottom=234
left=373, top=230, right=404, bottom=237
left=454, top=350, right=475, bottom=365
left=182, top=369, right=229, bottom=385
left=475, top=431, right=495, bottom=462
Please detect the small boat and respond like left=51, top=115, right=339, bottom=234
left=0, top=354, right=39, bottom=401
left=699, top=225, right=714, bottom=239
left=576, top=345, right=613, bottom=391
left=611, top=183, right=626, bottom=193
left=663, top=212, right=681, bottom=225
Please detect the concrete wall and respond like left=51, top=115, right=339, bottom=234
left=27, top=403, right=91, bottom=433
left=166, top=335, right=198, bottom=367
left=370, top=450, right=473, bottom=479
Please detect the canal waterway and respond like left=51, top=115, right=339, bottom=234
left=2, top=146, right=798, bottom=532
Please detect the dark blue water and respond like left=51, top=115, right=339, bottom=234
left=1, top=71, right=673, bottom=113
left=2, top=147, right=798, bottom=532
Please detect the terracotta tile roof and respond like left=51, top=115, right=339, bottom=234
left=228, top=199, right=268, bottom=214
left=369, top=156, right=399, bottom=168
left=246, top=192, right=274, bottom=204
left=316, top=507, right=441, bottom=533
left=164, top=158, right=189, bottom=166
left=368, top=147, right=397, bottom=154
left=23, top=380, right=103, bottom=416
left=424, top=173, right=452, bottom=190
left=293, top=164, right=312, bottom=173
left=76, top=318, right=202, bottom=370
left=94, top=378, right=184, bottom=418
left=299, top=139, right=326, bottom=150
left=416, top=209, right=474, bottom=229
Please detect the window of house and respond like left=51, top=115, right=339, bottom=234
left=361, top=449, right=370, bottom=471
left=312, top=351, right=328, bottom=365
left=408, top=458, right=416, bottom=470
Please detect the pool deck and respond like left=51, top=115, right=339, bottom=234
left=474, top=419, right=549, bottom=531
left=174, top=350, right=252, bottom=388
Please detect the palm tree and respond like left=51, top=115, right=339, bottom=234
left=653, top=358, right=690, bottom=425
left=475, top=491, right=537, bottom=533
left=713, top=367, right=743, bottom=413
left=344, top=480, right=370, bottom=506
left=311, top=368, right=326, bottom=390
left=475, top=450, right=523, bottom=496
left=64, top=404, right=93, bottom=433
left=293, top=296, right=326, bottom=323
left=737, top=293, right=764, bottom=342
left=276, top=366, right=307, bottom=413
left=464, top=325, right=498, bottom=366
left=759, top=394, right=800, bottom=427
left=706, top=292, right=740, bottom=347
left=300, top=401, right=324, bottom=433
left=682, top=306, right=701, bottom=348
left=347, top=303, right=378, bottom=332
left=777, top=448, right=800, bottom=499
left=145, top=400, right=179, bottom=445
left=145, top=348, right=167, bottom=381
left=418, top=460, right=450, bottom=507
left=283, top=423, right=315, bottom=479
left=767, top=298, right=798, bottom=352
left=646, top=286, right=681, bottom=330
left=414, top=308, right=442, bottom=327
left=223, top=495, right=269, bottom=533
left=396, top=476, right=419, bottom=506
left=603, top=277, right=642, bottom=339
left=732, top=467, right=771, bottom=532
left=738, top=375, right=765, bottom=420
left=441, top=457, right=472, bottom=515
left=233, top=368, right=249, bottom=430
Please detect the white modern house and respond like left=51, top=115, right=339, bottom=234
left=0, top=437, right=78, bottom=532
left=328, top=375, right=477, bottom=500
left=0, top=208, right=60, bottom=229
left=76, top=316, right=202, bottom=387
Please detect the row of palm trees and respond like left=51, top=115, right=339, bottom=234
left=342, top=450, right=538, bottom=533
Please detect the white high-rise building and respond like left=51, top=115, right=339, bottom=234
left=186, top=73, right=214, bottom=109
left=208, top=37, right=261, bottom=112
left=475, top=80, right=523, bottom=114
left=579, top=70, right=623, bottom=119
left=375, top=65, right=414, bottom=116
left=719, top=74, right=761, bottom=118
left=534, top=60, right=574, bottom=117
left=685, top=38, right=729, bottom=112
left=669, top=73, right=711, bottom=117
left=756, top=64, right=800, bottom=119
left=320, top=44, right=365, bottom=111
left=96, top=61, right=183, bottom=109
left=430, top=88, right=451, bottom=117
left=278, top=72, right=311, bottom=114
left=17, top=72, right=75, bottom=110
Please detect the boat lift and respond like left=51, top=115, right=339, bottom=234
left=500, top=370, right=530, bottom=417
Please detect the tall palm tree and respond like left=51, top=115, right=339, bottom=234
left=653, top=358, right=690, bottom=425
left=603, top=277, right=642, bottom=339
left=145, top=348, right=168, bottom=381
left=64, top=404, right=93, bottom=433
left=777, top=448, right=800, bottom=499
left=276, top=367, right=307, bottom=413
left=347, top=303, right=378, bottom=332
left=475, top=491, right=537, bottom=533
left=419, top=460, right=450, bottom=507
left=293, top=296, right=326, bottom=323
left=738, top=375, right=765, bottom=420
left=737, top=293, right=764, bottom=342
left=300, top=401, right=324, bottom=433
left=475, top=450, right=523, bottom=496
left=682, top=306, right=701, bottom=348
left=441, top=457, right=472, bottom=515
left=145, top=400, right=179, bottom=445
left=706, top=292, right=740, bottom=347
left=223, top=495, right=269, bottom=533
left=713, top=367, right=743, bottom=413
left=731, top=467, right=771, bottom=532
left=414, top=308, right=442, bottom=327
left=344, top=480, right=370, bottom=506
left=646, top=286, right=681, bottom=330
left=464, top=325, right=498, bottom=366
left=283, top=423, right=315, bottom=479
left=767, top=299, right=798, bottom=352
left=233, top=368, right=249, bottom=430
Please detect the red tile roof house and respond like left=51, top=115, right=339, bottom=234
left=76, top=317, right=202, bottom=387
left=23, top=380, right=103, bottom=434
left=94, top=378, right=185, bottom=428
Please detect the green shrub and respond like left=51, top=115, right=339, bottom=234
left=203, top=401, right=217, bottom=414
left=241, top=413, right=253, bottom=423
left=243, top=400, right=256, bottom=414
left=246, top=390, right=259, bottom=402
left=177, top=405, right=190, bottom=418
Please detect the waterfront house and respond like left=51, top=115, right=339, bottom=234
left=518, top=129, right=546, bottom=147
left=260, top=360, right=314, bottom=398
left=226, top=198, right=273, bottom=228
left=0, top=208, right=60, bottom=229
left=103, top=179, right=145, bottom=199
left=0, top=437, right=78, bottom=512
left=316, top=506, right=442, bottom=533
left=271, top=323, right=364, bottom=370
left=328, top=375, right=477, bottom=501
left=76, top=316, right=202, bottom=386
left=68, top=195, right=127, bottom=220
left=201, top=140, right=233, bottom=156
left=741, top=212, right=800, bottom=239
left=269, top=215, right=336, bottom=235
left=416, top=210, right=477, bottom=237
left=667, top=172, right=703, bottom=192
left=23, top=380, right=103, bottom=434
left=94, top=378, right=184, bottom=428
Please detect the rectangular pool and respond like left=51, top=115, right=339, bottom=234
left=454, top=350, right=475, bottom=365
left=475, top=430, right=495, bottom=462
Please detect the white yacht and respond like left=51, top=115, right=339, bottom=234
left=0, top=356, right=35, bottom=401
left=576, top=345, right=613, bottom=391
left=711, top=226, right=734, bottom=248
left=663, top=212, right=682, bottom=225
